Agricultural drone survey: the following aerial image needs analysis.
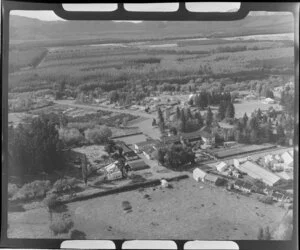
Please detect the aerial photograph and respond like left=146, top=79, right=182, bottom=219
left=6, top=5, right=295, bottom=240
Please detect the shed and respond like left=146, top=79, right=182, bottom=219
left=233, top=157, right=248, bottom=168
left=127, top=160, right=149, bottom=171
left=193, top=168, right=207, bottom=182
left=216, top=162, right=228, bottom=172
left=204, top=174, right=226, bottom=186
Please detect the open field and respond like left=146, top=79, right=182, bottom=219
left=8, top=177, right=286, bottom=239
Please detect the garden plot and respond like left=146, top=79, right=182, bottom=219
left=72, top=145, right=109, bottom=167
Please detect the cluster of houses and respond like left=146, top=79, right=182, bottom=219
left=263, top=151, right=293, bottom=180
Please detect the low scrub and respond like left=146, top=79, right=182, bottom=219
left=44, top=193, right=60, bottom=210
left=52, top=178, right=77, bottom=194
left=11, top=180, right=51, bottom=202
left=257, top=196, right=273, bottom=204
left=8, top=183, right=19, bottom=198
left=49, top=213, right=74, bottom=236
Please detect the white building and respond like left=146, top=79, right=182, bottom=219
left=193, top=168, right=207, bottom=182
left=233, top=157, right=248, bottom=169
left=216, top=162, right=228, bottom=172
left=281, top=152, right=293, bottom=166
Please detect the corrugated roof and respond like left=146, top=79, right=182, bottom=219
left=239, top=161, right=280, bottom=186
left=204, top=174, right=220, bottom=183
left=128, top=160, right=148, bottom=169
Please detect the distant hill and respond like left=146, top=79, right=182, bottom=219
left=10, top=14, right=294, bottom=44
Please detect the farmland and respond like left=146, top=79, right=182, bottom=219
left=7, top=14, right=295, bottom=241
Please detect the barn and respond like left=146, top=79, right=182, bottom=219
left=193, top=168, right=207, bottom=182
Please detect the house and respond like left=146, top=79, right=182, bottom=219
left=264, top=154, right=274, bottom=165
left=193, top=168, right=207, bottom=182
left=106, top=170, right=123, bottom=181
left=204, top=174, right=226, bottom=186
left=163, top=135, right=181, bottom=144
left=281, top=152, right=293, bottom=166
left=233, top=180, right=253, bottom=193
left=271, top=163, right=285, bottom=172
left=216, top=162, right=228, bottom=172
left=117, top=142, right=139, bottom=161
left=143, top=145, right=157, bottom=160
left=199, top=126, right=215, bottom=148
left=127, top=160, right=149, bottom=171
left=181, top=130, right=203, bottom=143
left=262, top=98, right=275, bottom=104
left=271, top=191, right=285, bottom=202
left=232, top=170, right=242, bottom=178
left=104, top=161, right=119, bottom=174
left=237, top=161, right=281, bottom=186
left=134, top=139, right=160, bottom=153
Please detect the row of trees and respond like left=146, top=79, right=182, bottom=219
left=233, top=108, right=293, bottom=145
left=157, top=106, right=209, bottom=135
left=188, top=91, right=232, bottom=110
left=154, top=144, right=195, bottom=170
left=8, top=114, right=65, bottom=178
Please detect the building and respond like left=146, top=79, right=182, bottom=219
left=232, top=170, right=242, bottom=178
left=204, top=174, right=226, bottom=186
left=106, top=170, right=123, bottom=181
left=181, top=130, right=203, bottom=143
left=233, top=158, right=248, bottom=168
left=237, top=161, right=281, bottom=186
left=127, top=160, right=149, bottom=171
left=216, top=162, right=228, bottom=172
left=262, top=98, right=275, bottom=104
left=134, top=139, right=160, bottom=153
left=193, top=168, right=207, bottom=182
left=281, top=152, right=293, bottom=167
left=142, top=145, right=157, bottom=160
left=117, top=142, right=139, bottom=161
left=233, top=180, right=253, bottom=193
left=199, top=126, right=215, bottom=148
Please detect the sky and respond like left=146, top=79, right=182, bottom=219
left=10, top=2, right=241, bottom=21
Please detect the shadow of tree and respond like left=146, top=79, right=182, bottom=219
left=70, top=229, right=86, bottom=239
left=52, top=204, right=68, bottom=213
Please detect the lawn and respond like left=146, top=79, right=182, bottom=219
left=8, top=177, right=287, bottom=239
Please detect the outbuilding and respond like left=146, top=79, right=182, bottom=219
left=204, top=174, right=226, bottom=186
left=193, top=168, right=207, bottom=182
left=216, top=162, right=228, bottom=172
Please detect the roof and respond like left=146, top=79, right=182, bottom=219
left=135, top=139, right=160, bottom=149
left=239, top=161, right=281, bottom=186
left=204, top=174, right=220, bottom=183
left=181, top=130, right=202, bottom=140
left=193, top=168, right=207, bottom=179
left=104, top=161, right=119, bottom=173
left=199, top=126, right=213, bottom=139
left=127, top=160, right=149, bottom=170
left=163, top=135, right=180, bottom=144
left=117, top=142, right=134, bottom=154
left=216, top=162, right=228, bottom=171
left=143, top=145, right=156, bottom=155
left=234, top=179, right=253, bottom=190
left=281, top=152, right=293, bottom=165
